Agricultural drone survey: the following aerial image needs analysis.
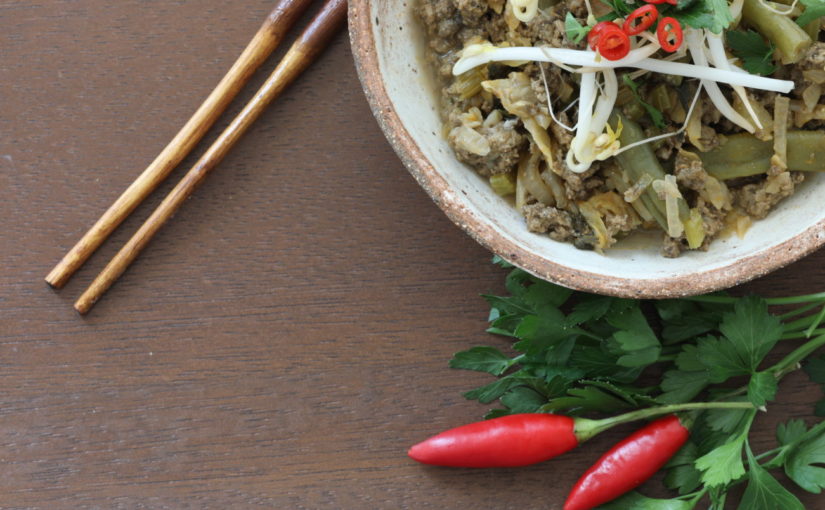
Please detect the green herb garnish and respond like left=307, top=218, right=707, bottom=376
left=564, top=12, right=591, bottom=44
left=727, top=30, right=777, bottom=76
left=797, top=0, right=825, bottom=27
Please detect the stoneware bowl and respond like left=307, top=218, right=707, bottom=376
left=348, top=1, right=825, bottom=298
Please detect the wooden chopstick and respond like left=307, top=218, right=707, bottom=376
left=45, top=0, right=314, bottom=290
left=74, top=0, right=347, bottom=315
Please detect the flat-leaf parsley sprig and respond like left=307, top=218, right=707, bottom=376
left=448, top=257, right=825, bottom=508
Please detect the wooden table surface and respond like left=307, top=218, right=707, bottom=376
left=2, top=1, right=824, bottom=508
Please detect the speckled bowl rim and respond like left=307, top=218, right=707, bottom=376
left=347, top=1, right=825, bottom=298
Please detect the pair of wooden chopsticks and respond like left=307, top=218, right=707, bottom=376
left=46, top=0, right=347, bottom=314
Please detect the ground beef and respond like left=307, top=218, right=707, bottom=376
left=454, top=0, right=489, bottom=24
left=733, top=172, right=804, bottom=219
left=559, top=163, right=602, bottom=201
left=452, top=121, right=526, bottom=175
left=799, top=43, right=825, bottom=72
left=662, top=235, right=686, bottom=258
left=523, top=203, right=578, bottom=241
left=420, top=0, right=462, bottom=53
left=512, top=8, right=567, bottom=46
left=674, top=150, right=707, bottom=191
left=697, top=197, right=727, bottom=245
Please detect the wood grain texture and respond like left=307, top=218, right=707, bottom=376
left=0, top=1, right=823, bottom=508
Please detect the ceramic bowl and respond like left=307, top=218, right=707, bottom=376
left=348, top=1, right=825, bottom=298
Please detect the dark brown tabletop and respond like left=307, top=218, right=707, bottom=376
left=2, top=1, right=824, bottom=508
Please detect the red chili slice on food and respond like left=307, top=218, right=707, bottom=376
left=622, top=5, right=659, bottom=35
left=657, top=16, right=683, bottom=52
left=597, top=26, right=631, bottom=61
left=587, top=21, right=619, bottom=51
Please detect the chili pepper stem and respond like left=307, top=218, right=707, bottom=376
left=573, top=402, right=756, bottom=442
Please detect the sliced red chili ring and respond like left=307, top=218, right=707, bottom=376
left=587, top=21, right=620, bottom=51
left=657, top=17, right=683, bottom=52
left=622, top=5, right=659, bottom=35
left=598, top=28, right=631, bottom=60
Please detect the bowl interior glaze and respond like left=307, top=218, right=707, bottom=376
left=348, top=1, right=825, bottom=297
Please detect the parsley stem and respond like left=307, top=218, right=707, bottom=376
left=782, top=327, right=825, bottom=340
left=574, top=401, right=756, bottom=442
left=769, top=332, right=825, bottom=378
left=779, top=302, right=822, bottom=320
left=687, top=292, right=825, bottom=306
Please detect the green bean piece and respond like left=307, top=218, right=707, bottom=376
left=610, top=111, right=688, bottom=232
left=699, top=131, right=825, bottom=179
left=742, top=0, right=812, bottom=64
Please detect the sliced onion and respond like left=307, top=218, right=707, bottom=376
left=652, top=175, right=685, bottom=238
left=518, top=151, right=555, bottom=206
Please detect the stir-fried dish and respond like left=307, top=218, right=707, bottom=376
left=418, top=0, right=825, bottom=256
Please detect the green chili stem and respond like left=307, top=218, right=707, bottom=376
left=574, top=402, right=755, bottom=442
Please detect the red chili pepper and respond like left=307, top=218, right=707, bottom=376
left=563, top=415, right=690, bottom=510
left=643, top=0, right=677, bottom=4
left=657, top=17, right=683, bottom=52
left=622, top=5, right=659, bottom=35
left=587, top=21, right=619, bottom=51
left=597, top=28, right=631, bottom=60
left=407, top=414, right=579, bottom=468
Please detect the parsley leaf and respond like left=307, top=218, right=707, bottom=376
left=784, top=421, right=825, bottom=493
left=449, top=346, right=513, bottom=375
left=463, top=372, right=539, bottom=403
left=705, top=398, right=752, bottom=433
left=778, top=419, right=810, bottom=447
left=741, top=442, right=806, bottom=509
left=664, top=441, right=704, bottom=495
left=656, top=299, right=722, bottom=344
left=698, top=297, right=783, bottom=383
left=695, top=410, right=756, bottom=486
left=659, top=345, right=710, bottom=404
left=500, top=386, right=547, bottom=413
left=697, top=335, right=751, bottom=382
left=566, top=294, right=615, bottom=325
left=672, top=0, right=732, bottom=33
left=719, top=296, right=783, bottom=371
left=727, top=30, right=776, bottom=76
left=748, top=371, right=778, bottom=407
left=797, top=0, right=825, bottom=27
left=605, top=301, right=662, bottom=367
left=659, top=369, right=709, bottom=403
left=564, top=12, right=590, bottom=44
